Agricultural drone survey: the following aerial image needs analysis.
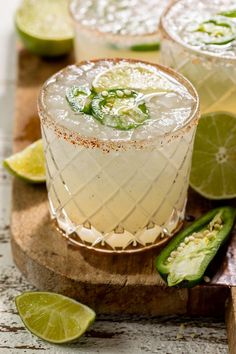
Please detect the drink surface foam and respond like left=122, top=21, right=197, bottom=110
left=70, top=0, right=167, bottom=36
left=40, top=59, right=197, bottom=142
left=162, top=0, right=236, bottom=59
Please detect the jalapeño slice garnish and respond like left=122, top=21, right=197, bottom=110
left=66, top=86, right=93, bottom=114
left=219, top=9, right=236, bottom=18
left=91, top=89, right=149, bottom=130
left=108, top=42, right=160, bottom=52
left=129, top=42, right=161, bottom=52
left=194, top=18, right=236, bottom=45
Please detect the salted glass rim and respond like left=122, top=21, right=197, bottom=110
left=69, top=0, right=161, bottom=42
left=160, top=0, right=236, bottom=63
left=38, top=58, right=200, bottom=152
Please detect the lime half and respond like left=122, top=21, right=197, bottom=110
left=15, top=292, right=96, bottom=344
left=3, top=139, right=46, bottom=183
left=92, top=63, right=172, bottom=94
left=190, top=112, right=236, bottom=200
left=15, top=0, right=74, bottom=57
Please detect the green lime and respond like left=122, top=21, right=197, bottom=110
left=92, top=63, right=172, bottom=94
left=15, top=292, right=96, bottom=344
left=3, top=139, right=46, bottom=183
left=15, top=0, right=74, bottom=57
left=190, top=112, right=236, bottom=200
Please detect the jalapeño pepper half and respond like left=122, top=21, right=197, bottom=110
left=155, top=207, right=236, bottom=288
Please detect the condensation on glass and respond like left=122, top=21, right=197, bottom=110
left=38, top=59, right=199, bottom=253
left=69, top=0, right=168, bottom=63
left=160, top=0, right=236, bottom=116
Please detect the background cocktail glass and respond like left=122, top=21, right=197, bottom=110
left=69, top=0, right=167, bottom=63
left=160, top=0, right=236, bottom=115
left=38, top=59, right=199, bottom=253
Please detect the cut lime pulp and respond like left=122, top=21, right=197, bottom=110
left=15, top=292, right=96, bottom=344
left=190, top=112, right=236, bottom=200
left=3, top=139, right=46, bottom=183
left=15, top=0, right=74, bottom=57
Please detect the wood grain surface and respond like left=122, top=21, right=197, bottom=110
left=11, top=48, right=236, bottom=319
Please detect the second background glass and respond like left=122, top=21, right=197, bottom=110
left=70, top=0, right=168, bottom=63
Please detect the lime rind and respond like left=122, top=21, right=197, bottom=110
left=190, top=112, right=236, bottom=200
left=15, top=292, right=96, bottom=344
left=3, top=139, right=46, bottom=184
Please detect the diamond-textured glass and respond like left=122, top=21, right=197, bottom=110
left=69, top=0, right=167, bottom=63
left=160, top=0, right=236, bottom=115
left=38, top=59, right=199, bottom=253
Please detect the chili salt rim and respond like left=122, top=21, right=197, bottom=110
left=160, top=0, right=236, bottom=63
left=38, top=58, right=200, bottom=152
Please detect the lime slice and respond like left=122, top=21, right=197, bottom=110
left=15, top=292, right=96, bottom=344
left=3, top=139, right=46, bottom=183
left=92, top=63, right=172, bottom=94
left=15, top=0, right=74, bottom=57
left=190, top=112, right=236, bottom=200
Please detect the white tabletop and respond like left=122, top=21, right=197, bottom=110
left=0, top=1, right=229, bottom=353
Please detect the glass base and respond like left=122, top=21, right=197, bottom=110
left=50, top=201, right=186, bottom=253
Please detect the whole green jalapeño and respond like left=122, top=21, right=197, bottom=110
left=155, top=207, right=236, bottom=287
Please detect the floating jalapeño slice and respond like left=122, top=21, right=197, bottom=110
left=66, top=86, right=93, bottom=114
left=194, top=18, right=236, bottom=45
left=91, top=89, right=149, bottom=130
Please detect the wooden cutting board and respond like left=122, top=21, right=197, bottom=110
left=10, top=47, right=236, bottom=342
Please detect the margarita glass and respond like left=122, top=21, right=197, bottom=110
left=160, top=0, right=236, bottom=115
left=69, top=0, right=167, bottom=63
left=38, top=59, right=199, bottom=252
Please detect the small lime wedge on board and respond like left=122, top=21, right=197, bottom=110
left=190, top=112, right=236, bottom=199
left=3, top=139, right=46, bottom=183
left=15, top=292, right=96, bottom=344
left=15, top=0, right=74, bottom=57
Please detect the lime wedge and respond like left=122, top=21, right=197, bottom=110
left=3, top=139, right=46, bottom=183
left=15, top=0, right=74, bottom=57
left=190, top=112, right=236, bottom=200
left=92, top=63, right=172, bottom=94
left=15, top=292, right=96, bottom=344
